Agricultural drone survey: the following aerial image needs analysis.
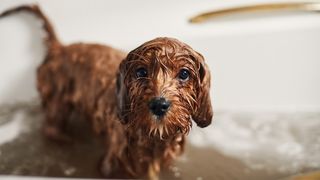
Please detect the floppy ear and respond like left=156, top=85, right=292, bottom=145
left=192, top=54, right=213, bottom=128
left=116, top=60, right=129, bottom=124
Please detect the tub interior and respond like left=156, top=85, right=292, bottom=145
left=1, top=0, right=320, bottom=179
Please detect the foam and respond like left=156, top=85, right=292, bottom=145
left=189, top=111, right=320, bottom=173
left=0, top=110, right=25, bottom=145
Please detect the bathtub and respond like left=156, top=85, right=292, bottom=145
left=0, top=0, right=319, bottom=179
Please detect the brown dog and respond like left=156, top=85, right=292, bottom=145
left=0, top=5, right=213, bottom=179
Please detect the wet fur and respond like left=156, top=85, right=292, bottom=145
left=0, top=4, right=213, bottom=179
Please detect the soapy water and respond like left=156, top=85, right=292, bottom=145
left=0, top=111, right=24, bottom=145
left=0, top=102, right=38, bottom=145
left=1, top=101, right=320, bottom=175
left=189, top=111, right=320, bottom=174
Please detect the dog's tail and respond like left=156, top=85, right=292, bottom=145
left=0, top=4, right=61, bottom=51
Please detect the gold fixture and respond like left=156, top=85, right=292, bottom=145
left=189, top=2, right=320, bottom=23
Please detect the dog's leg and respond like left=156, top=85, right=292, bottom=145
left=100, top=150, right=123, bottom=178
left=42, top=97, right=73, bottom=142
left=100, top=153, right=113, bottom=177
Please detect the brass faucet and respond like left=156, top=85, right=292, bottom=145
left=189, top=2, right=320, bottom=23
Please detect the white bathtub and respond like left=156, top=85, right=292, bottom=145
left=0, top=0, right=320, bottom=179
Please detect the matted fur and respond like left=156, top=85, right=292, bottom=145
left=0, top=5, right=213, bottom=179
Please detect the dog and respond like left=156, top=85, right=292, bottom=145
left=0, top=4, right=213, bottom=179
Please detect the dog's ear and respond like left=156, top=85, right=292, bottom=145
left=116, top=60, right=129, bottom=124
left=191, top=52, right=213, bottom=128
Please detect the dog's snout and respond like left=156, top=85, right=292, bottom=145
left=149, top=97, right=171, bottom=117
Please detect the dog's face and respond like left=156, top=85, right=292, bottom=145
left=116, top=37, right=212, bottom=139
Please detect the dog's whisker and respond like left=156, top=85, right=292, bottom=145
left=184, top=93, right=197, bottom=110
left=121, top=105, right=145, bottom=118
left=149, top=128, right=155, bottom=137
left=164, top=125, right=169, bottom=136
left=159, top=125, right=165, bottom=140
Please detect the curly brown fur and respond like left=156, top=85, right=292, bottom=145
left=1, top=4, right=213, bottom=179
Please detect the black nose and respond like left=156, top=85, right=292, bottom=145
left=149, top=97, right=171, bottom=117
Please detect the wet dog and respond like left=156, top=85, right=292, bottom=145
left=0, top=5, right=213, bottom=179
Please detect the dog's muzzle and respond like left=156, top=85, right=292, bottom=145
left=149, top=97, right=171, bottom=117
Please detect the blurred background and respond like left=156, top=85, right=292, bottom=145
left=0, top=0, right=320, bottom=179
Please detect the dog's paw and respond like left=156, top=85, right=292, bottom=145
left=100, top=157, right=113, bottom=177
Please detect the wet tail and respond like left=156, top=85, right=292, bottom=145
left=0, top=4, right=61, bottom=51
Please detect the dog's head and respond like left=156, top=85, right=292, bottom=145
left=116, top=37, right=213, bottom=139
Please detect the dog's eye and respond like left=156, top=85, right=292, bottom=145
left=136, top=67, right=148, bottom=78
left=178, top=69, right=190, bottom=81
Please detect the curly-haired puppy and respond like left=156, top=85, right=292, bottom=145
left=0, top=5, right=213, bottom=179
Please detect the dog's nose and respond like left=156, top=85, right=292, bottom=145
left=149, top=97, right=171, bottom=117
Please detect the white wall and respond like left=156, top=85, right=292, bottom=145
left=0, top=0, right=320, bottom=111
